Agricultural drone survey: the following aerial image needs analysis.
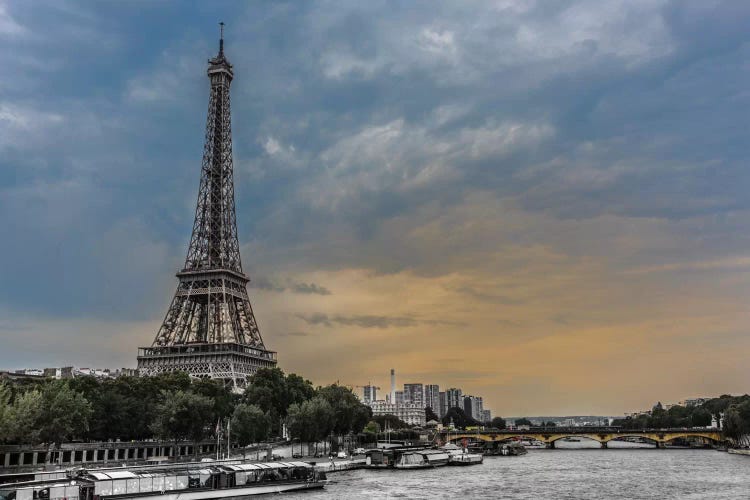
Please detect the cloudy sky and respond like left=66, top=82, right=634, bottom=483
left=1, top=0, right=749, bottom=416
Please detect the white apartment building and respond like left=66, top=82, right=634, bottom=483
left=369, top=401, right=426, bottom=427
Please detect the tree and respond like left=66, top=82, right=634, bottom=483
left=364, top=420, right=381, bottom=433
left=286, top=374, right=315, bottom=407
left=317, top=384, right=371, bottom=436
left=425, top=407, right=440, bottom=423
left=151, top=390, right=214, bottom=457
left=243, top=368, right=290, bottom=435
left=305, top=397, right=335, bottom=449
left=442, top=407, right=478, bottom=429
left=286, top=396, right=334, bottom=454
left=231, top=403, right=270, bottom=458
left=0, top=382, right=12, bottom=442
left=37, top=382, right=92, bottom=444
left=86, top=379, right=128, bottom=441
left=193, top=378, right=236, bottom=425
left=723, top=408, right=746, bottom=443
left=702, top=395, right=734, bottom=428
left=691, top=408, right=712, bottom=427
left=5, top=389, right=43, bottom=444
left=490, top=417, right=506, bottom=430
left=514, top=418, right=533, bottom=427
left=371, top=414, right=409, bottom=430
left=724, top=400, right=750, bottom=446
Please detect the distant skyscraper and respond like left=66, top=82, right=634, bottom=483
left=424, top=384, right=440, bottom=412
left=473, top=396, right=484, bottom=419
left=463, top=396, right=474, bottom=418
left=463, top=395, right=484, bottom=420
left=446, top=388, right=463, bottom=410
left=390, top=368, right=396, bottom=403
left=404, top=383, right=424, bottom=407
left=363, top=385, right=377, bottom=404
left=481, top=409, right=491, bottom=423
left=438, top=391, right=447, bottom=417
left=395, top=390, right=405, bottom=406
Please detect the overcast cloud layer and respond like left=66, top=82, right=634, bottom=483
left=1, top=0, right=750, bottom=415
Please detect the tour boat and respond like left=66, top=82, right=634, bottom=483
left=441, top=444, right=484, bottom=466
left=393, top=449, right=449, bottom=469
left=420, top=450, right=450, bottom=467
left=0, top=461, right=326, bottom=500
left=394, top=452, right=433, bottom=469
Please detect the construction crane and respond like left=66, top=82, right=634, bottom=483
left=351, top=383, right=381, bottom=400
left=353, top=383, right=381, bottom=390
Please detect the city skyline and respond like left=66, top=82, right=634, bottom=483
left=1, top=2, right=750, bottom=416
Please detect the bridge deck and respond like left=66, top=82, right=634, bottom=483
left=440, top=427, right=724, bottom=446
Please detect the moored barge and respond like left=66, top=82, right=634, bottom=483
left=0, top=461, right=325, bottom=500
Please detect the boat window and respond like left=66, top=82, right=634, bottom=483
left=112, top=480, right=127, bottom=495
left=94, top=481, right=112, bottom=496
left=0, top=488, right=17, bottom=500
left=152, top=476, right=165, bottom=492
left=139, top=477, right=153, bottom=493
left=164, top=476, right=176, bottom=491
left=48, top=487, right=65, bottom=500
left=16, top=490, right=32, bottom=500
left=126, top=478, right=139, bottom=494
left=175, top=476, right=188, bottom=490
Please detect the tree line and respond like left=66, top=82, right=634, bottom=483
left=609, top=394, right=750, bottom=446
left=610, top=396, right=747, bottom=430
left=0, top=368, right=372, bottom=452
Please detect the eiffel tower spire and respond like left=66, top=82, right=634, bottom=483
left=138, top=26, right=277, bottom=390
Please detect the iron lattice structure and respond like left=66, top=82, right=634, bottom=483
left=138, top=29, right=276, bottom=389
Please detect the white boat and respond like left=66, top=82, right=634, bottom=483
left=441, top=444, right=483, bottom=466
left=420, top=450, right=450, bottom=467
left=394, top=452, right=433, bottom=469
left=728, top=449, right=750, bottom=456
left=447, top=452, right=483, bottom=466
left=1, top=461, right=326, bottom=500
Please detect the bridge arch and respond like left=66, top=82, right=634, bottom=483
left=657, top=432, right=723, bottom=444
left=604, top=434, right=659, bottom=445
left=547, top=434, right=606, bottom=444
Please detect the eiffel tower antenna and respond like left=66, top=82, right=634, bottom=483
left=137, top=28, right=277, bottom=390
left=219, top=22, right=225, bottom=56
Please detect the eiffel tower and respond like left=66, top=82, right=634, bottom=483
left=137, top=25, right=277, bottom=389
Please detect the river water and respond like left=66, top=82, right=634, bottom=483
left=281, top=443, right=750, bottom=499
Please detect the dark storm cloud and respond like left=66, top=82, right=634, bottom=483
left=290, top=282, right=332, bottom=295
left=1, top=0, right=750, bottom=374
left=250, top=277, right=331, bottom=295
left=296, top=313, right=462, bottom=329
left=278, top=331, right=310, bottom=338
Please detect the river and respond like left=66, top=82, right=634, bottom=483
left=280, top=443, right=750, bottom=499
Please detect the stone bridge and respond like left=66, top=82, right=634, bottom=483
left=439, top=427, right=724, bottom=448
